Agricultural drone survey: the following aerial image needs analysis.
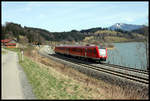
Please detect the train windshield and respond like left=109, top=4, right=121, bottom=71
left=98, top=46, right=106, bottom=56
left=99, top=49, right=106, bottom=56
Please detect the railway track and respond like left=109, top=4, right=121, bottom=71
left=39, top=47, right=149, bottom=86
left=102, top=63, right=148, bottom=75
left=52, top=54, right=148, bottom=84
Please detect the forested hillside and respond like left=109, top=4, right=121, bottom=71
left=1, top=22, right=148, bottom=44
left=2, top=22, right=85, bottom=44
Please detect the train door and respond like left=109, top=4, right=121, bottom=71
left=81, top=48, right=83, bottom=57
left=85, top=48, right=87, bottom=58
left=67, top=48, right=69, bottom=55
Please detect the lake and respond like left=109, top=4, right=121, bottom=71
left=105, top=42, right=147, bottom=70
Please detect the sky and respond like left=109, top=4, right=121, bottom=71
left=2, top=1, right=149, bottom=32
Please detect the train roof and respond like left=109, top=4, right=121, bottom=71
left=55, top=45, right=98, bottom=48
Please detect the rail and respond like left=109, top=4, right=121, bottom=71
left=38, top=47, right=149, bottom=86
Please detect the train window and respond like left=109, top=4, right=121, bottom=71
left=88, top=49, right=92, bottom=53
left=93, top=49, right=96, bottom=53
left=77, top=48, right=80, bottom=52
left=74, top=48, right=80, bottom=52
left=74, top=48, right=76, bottom=51
left=72, top=48, right=75, bottom=51
left=90, top=49, right=92, bottom=52
left=75, top=48, right=77, bottom=52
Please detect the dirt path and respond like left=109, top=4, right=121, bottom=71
left=2, top=48, right=36, bottom=99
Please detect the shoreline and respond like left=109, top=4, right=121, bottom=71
left=107, top=47, right=115, bottom=50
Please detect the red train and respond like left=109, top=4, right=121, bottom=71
left=54, top=45, right=107, bottom=62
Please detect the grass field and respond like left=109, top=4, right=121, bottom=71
left=2, top=50, right=7, bottom=54
left=18, top=55, right=106, bottom=99
left=4, top=47, right=20, bottom=52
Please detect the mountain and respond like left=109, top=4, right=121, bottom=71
left=109, top=23, right=144, bottom=31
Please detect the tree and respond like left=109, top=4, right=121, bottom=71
left=19, top=35, right=29, bottom=45
left=71, top=30, right=78, bottom=32
left=38, top=34, right=45, bottom=45
left=2, top=26, right=6, bottom=39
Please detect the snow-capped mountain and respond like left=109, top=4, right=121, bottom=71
left=109, top=23, right=144, bottom=31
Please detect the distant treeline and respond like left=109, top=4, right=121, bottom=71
left=2, top=22, right=85, bottom=44
left=1, top=22, right=148, bottom=44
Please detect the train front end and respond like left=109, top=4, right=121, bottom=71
left=98, top=46, right=107, bottom=61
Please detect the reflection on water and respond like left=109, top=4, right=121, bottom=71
left=105, top=42, right=147, bottom=70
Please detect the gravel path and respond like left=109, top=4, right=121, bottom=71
left=2, top=48, right=36, bottom=99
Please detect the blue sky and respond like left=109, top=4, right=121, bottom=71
left=2, top=1, right=148, bottom=32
